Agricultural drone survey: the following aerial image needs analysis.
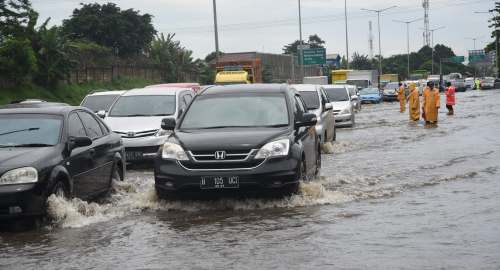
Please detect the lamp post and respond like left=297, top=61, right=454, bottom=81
left=344, top=0, right=350, bottom=69
left=429, top=26, right=445, bottom=74
left=362, top=6, right=397, bottom=88
left=394, top=18, right=423, bottom=79
left=212, top=0, right=220, bottom=63
left=298, top=0, right=304, bottom=81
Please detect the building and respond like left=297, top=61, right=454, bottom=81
left=326, top=54, right=342, bottom=68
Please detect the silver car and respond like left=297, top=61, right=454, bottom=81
left=322, top=85, right=355, bottom=127
left=291, top=84, right=336, bottom=144
left=104, top=87, right=195, bottom=162
left=81, top=90, right=126, bottom=113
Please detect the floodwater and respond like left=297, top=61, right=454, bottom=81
left=1, top=89, right=500, bottom=270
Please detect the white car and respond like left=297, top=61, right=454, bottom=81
left=104, top=87, right=196, bottom=162
left=322, top=85, right=355, bottom=127
left=81, top=90, right=126, bottom=113
left=291, top=84, right=336, bottom=144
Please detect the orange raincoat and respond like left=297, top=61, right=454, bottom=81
left=423, top=87, right=440, bottom=123
left=407, top=83, right=420, bottom=121
left=398, top=85, right=406, bottom=112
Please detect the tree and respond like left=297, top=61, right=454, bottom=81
left=0, top=37, right=37, bottom=83
left=150, top=33, right=197, bottom=82
left=282, top=34, right=326, bottom=54
left=350, top=52, right=373, bottom=70
left=0, top=0, right=33, bottom=40
left=62, top=3, right=156, bottom=56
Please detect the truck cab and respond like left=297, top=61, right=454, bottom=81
left=215, top=71, right=251, bottom=85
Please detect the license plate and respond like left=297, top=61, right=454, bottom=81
left=200, top=176, right=239, bottom=189
left=126, top=151, right=143, bottom=161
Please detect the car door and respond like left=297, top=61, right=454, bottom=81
left=294, top=95, right=317, bottom=175
left=66, top=112, right=95, bottom=198
left=77, top=111, right=114, bottom=194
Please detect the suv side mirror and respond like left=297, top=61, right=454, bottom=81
left=324, top=103, right=333, bottom=111
left=96, top=110, right=106, bottom=119
left=161, top=118, right=176, bottom=131
left=69, top=136, right=92, bottom=150
left=295, top=113, right=317, bottom=128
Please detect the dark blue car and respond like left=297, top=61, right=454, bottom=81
left=359, top=88, right=382, bottom=104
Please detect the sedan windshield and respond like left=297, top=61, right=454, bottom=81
left=0, top=115, right=62, bottom=147
left=181, top=94, right=289, bottom=129
left=81, top=95, right=119, bottom=112
left=109, top=95, right=176, bottom=117
left=299, top=91, right=320, bottom=110
left=360, top=88, right=380, bottom=95
left=324, top=88, right=349, bottom=102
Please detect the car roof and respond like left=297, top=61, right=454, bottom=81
left=290, top=84, right=318, bottom=92
left=322, top=84, right=347, bottom=89
left=0, top=105, right=88, bottom=115
left=146, top=83, right=200, bottom=88
left=122, top=87, right=191, bottom=96
left=87, top=90, right=127, bottom=96
left=199, top=84, right=292, bottom=95
left=0, top=102, right=70, bottom=109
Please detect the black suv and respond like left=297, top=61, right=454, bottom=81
left=0, top=106, right=125, bottom=219
left=154, top=84, right=321, bottom=198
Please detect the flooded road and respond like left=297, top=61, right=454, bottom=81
left=1, top=90, right=500, bottom=269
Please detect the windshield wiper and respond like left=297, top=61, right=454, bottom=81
left=0, top=127, right=40, bottom=137
left=9, top=143, right=54, bottom=148
left=196, top=125, right=254, bottom=129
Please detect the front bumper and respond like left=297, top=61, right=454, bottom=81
left=122, top=136, right=167, bottom=162
left=0, top=184, right=45, bottom=220
left=334, top=113, right=353, bottom=126
left=154, top=157, right=300, bottom=197
left=383, top=95, right=398, bottom=101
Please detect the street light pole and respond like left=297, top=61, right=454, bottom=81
left=344, top=0, right=350, bottom=69
left=298, top=0, right=304, bottom=81
left=394, top=18, right=423, bottom=79
left=362, top=6, right=397, bottom=88
left=212, top=0, right=220, bottom=63
left=428, top=26, right=445, bottom=74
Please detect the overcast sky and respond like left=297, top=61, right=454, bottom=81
left=33, top=0, right=495, bottom=60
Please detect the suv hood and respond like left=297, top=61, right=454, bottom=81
left=330, top=101, right=350, bottom=111
left=105, top=116, right=173, bottom=133
left=173, top=128, right=290, bottom=152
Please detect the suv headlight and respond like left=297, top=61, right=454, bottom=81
left=0, top=167, right=38, bottom=185
left=161, top=142, right=189, bottom=161
left=255, top=139, right=290, bottom=159
left=341, top=107, right=351, bottom=114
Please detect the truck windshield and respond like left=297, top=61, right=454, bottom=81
left=299, top=91, right=320, bottom=110
left=109, top=95, right=176, bottom=117
left=181, top=94, right=289, bottom=129
left=0, top=114, right=62, bottom=147
left=324, top=88, right=350, bottom=102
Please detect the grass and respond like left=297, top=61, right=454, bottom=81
left=0, top=77, right=160, bottom=105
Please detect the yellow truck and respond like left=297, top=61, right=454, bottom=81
left=380, top=74, right=399, bottom=82
left=215, top=71, right=251, bottom=85
left=331, top=70, right=352, bottom=84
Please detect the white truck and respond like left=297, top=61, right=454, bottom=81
left=303, top=76, right=329, bottom=85
left=346, top=70, right=378, bottom=90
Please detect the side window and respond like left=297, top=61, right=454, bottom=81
left=68, top=113, right=87, bottom=138
left=294, top=95, right=306, bottom=119
left=78, top=111, right=104, bottom=140
left=319, top=89, right=328, bottom=105
left=96, top=117, right=109, bottom=135
left=183, top=93, right=193, bottom=105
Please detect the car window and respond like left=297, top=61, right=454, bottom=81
left=96, top=117, right=109, bottom=135
left=0, top=114, right=62, bottom=146
left=324, top=88, right=350, bottom=102
left=68, top=113, right=87, bottom=138
left=109, top=95, right=176, bottom=117
left=78, top=111, right=104, bottom=139
left=294, top=95, right=306, bottom=120
left=81, top=94, right=119, bottom=112
left=299, top=91, right=320, bottom=110
left=183, top=93, right=193, bottom=105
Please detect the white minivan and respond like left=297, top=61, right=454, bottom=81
left=322, top=85, right=355, bottom=127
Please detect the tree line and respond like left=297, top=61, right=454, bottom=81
left=0, top=0, right=212, bottom=88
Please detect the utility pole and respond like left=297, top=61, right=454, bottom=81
left=344, top=0, right=350, bottom=69
left=465, top=36, right=484, bottom=49
left=422, top=0, right=430, bottom=46
left=394, top=18, right=423, bottom=79
left=362, top=5, right=397, bottom=88
left=212, top=0, right=220, bottom=64
left=428, top=26, right=445, bottom=74
left=298, top=0, right=304, bottom=81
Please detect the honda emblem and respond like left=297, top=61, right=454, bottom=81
left=214, top=151, right=227, bottom=160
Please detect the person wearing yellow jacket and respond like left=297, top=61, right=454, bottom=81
left=407, top=83, right=420, bottom=121
left=422, top=81, right=440, bottom=124
left=397, top=82, right=406, bottom=113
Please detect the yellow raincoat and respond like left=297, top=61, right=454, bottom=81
left=398, top=85, right=406, bottom=112
left=407, top=83, right=420, bottom=121
left=423, top=87, right=440, bottom=123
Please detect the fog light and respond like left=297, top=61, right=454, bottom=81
left=165, top=182, right=174, bottom=188
left=9, top=206, right=22, bottom=214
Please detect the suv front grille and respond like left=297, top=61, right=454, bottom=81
left=189, top=150, right=256, bottom=162
left=115, top=129, right=158, bottom=138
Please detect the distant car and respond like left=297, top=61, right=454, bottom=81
left=147, top=83, right=202, bottom=93
left=104, top=87, right=196, bottom=163
left=481, top=77, right=495, bottom=90
left=291, top=84, right=336, bottom=144
left=465, top=77, right=475, bottom=90
left=359, top=87, right=383, bottom=104
left=0, top=106, right=125, bottom=220
left=80, top=91, right=126, bottom=113
left=346, top=84, right=362, bottom=112
left=382, top=82, right=399, bottom=101
left=322, top=85, right=355, bottom=127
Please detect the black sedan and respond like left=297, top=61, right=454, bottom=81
left=0, top=106, right=125, bottom=220
left=154, top=84, right=321, bottom=199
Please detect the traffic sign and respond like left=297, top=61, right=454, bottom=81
left=450, top=56, right=465, bottom=63
left=301, top=48, right=326, bottom=65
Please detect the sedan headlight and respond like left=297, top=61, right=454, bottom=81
left=255, top=139, right=290, bottom=159
left=0, top=167, right=38, bottom=185
left=161, top=142, right=189, bottom=161
left=341, top=107, right=351, bottom=114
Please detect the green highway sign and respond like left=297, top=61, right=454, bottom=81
left=450, top=56, right=465, bottom=63
left=301, top=48, right=326, bottom=65
left=469, top=55, right=486, bottom=62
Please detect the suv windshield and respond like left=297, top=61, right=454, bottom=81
left=181, top=94, right=289, bottom=129
left=82, top=95, right=119, bottom=112
left=0, top=114, right=62, bottom=147
left=109, top=95, right=176, bottom=117
left=324, top=88, right=350, bottom=102
left=299, top=91, right=320, bottom=110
